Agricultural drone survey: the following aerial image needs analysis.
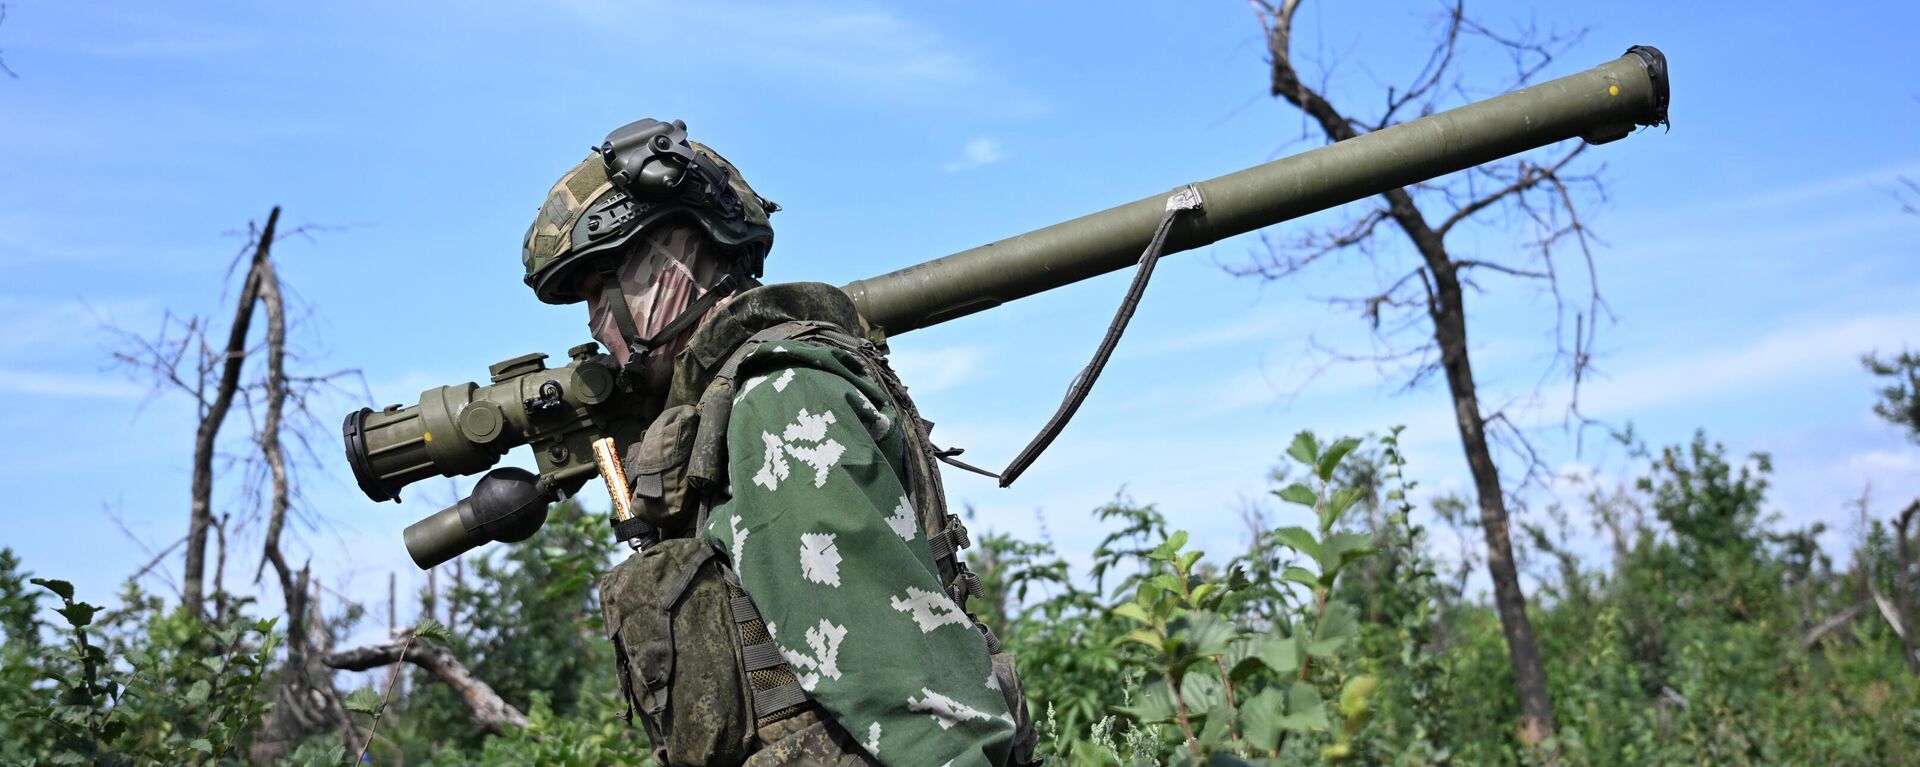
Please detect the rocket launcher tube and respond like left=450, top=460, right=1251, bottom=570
left=842, top=47, right=1669, bottom=335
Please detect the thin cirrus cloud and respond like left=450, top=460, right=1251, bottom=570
left=943, top=137, right=1006, bottom=172
left=554, top=1, right=1044, bottom=114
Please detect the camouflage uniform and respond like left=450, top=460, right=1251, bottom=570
left=701, top=338, right=1017, bottom=766
left=523, top=121, right=1030, bottom=766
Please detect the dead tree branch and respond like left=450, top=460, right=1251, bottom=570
left=177, top=208, right=280, bottom=619
left=326, top=640, right=531, bottom=736
left=1800, top=601, right=1869, bottom=650
left=1243, top=0, right=1601, bottom=745
left=246, top=210, right=358, bottom=762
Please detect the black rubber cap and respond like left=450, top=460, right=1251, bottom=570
left=1625, top=45, right=1670, bottom=129
left=342, top=407, right=398, bottom=503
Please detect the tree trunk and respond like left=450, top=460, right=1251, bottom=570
left=1266, top=41, right=1559, bottom=747
left=184, top=207, right=280, bottom=619
left=1422, top=247, right=1559, bottom=744
left=1895, top=501, right=1919, bottom=675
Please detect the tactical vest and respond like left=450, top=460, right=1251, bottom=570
left=600, top=282, right=1036, bottom=767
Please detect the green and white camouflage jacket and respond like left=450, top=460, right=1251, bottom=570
left=699, top=339, right=1016, bottom=767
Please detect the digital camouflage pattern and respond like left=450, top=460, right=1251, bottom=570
left=701, top=339, right=1016, bottom=767
left=601, top=538, right=769, bottom=766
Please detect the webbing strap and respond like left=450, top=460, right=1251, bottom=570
left=741, top=641, right=787, bottom=672
left=716, top=321, right=832, bottom=382
left=752, top=683, right=809, bottom=717
left=941, top=185, right=1204, bottom=487
left=729, top=594, right=761, bottom=624
left=926, top=524, right=971, bottom=560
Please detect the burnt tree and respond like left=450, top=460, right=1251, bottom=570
left=1246, top=0, right=1623, bottom=745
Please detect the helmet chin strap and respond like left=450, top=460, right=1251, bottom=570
left=596, top=257, right=754, bottom=386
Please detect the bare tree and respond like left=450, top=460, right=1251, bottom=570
left=248, top=234, right=360, bottom=761
left=109, top=210, right=284, bottom=620
left=1244, top=0, right=1623, bottom=745
left=109, top=208, right=368, bottom=759
left=1864, top=350, right=1920, bottom=674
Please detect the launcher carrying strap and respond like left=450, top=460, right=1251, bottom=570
left=936, top=184, right=1205, bottom=487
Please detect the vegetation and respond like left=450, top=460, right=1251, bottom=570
left=4, top=416, right=1917, bottom=764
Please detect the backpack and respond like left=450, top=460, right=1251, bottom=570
left=599, top=282, right=1037, bottom=766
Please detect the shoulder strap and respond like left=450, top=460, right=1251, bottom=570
left=679, top=321, right=837, bottom=532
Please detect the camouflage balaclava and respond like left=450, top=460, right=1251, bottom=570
left=584, top=224, right=734, bottom=392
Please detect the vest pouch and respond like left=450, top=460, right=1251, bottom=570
left=601, top=538, right=756, bottom=766
left=626, top=404, right=702, bottom=534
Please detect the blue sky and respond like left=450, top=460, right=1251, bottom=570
left=1, top=1, right=1916, bottom=624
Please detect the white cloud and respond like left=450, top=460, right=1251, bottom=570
left=1570, top=309, right=1920, bottom=419
left=1849, top=449, right=1920, bottom=474
left=552, top=1, right=1042, bottom=113
left=943, top=137, right=1006, bottom=172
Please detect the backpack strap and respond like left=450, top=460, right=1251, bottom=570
left=681, top=320, right=839, bottom=532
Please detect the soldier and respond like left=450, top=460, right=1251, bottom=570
left=520, top=119, right=1036, bottom=766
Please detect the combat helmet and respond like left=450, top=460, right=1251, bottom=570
left=522, top=118, right=777, bottom=305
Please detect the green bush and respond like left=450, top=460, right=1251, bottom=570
left=5, top=425, right=1917, bottom=766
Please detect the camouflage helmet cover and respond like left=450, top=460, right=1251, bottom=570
left=522, top=119, right=775, bottom=305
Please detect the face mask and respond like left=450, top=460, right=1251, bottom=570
left=585, top=226, right=727, bottom=389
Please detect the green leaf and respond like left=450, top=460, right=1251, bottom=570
left=1281, top=566, right=1320, bottom=589
left=1148, top=530, right=1189, bottom=562
left=1189, top=582, right=1220, bottom=607
left=30, top=578, right=75, bottom=602
left=343, top=687, right=384, bottom=717
left=54, top=602, right=97, bottom=629
left=1271, top=527, right=1320, bottom=561
left=1307, top=601, right=1360, bottom=658
left=1275, top=482, right=1317, bottom=508
left=1197, top=701, right=1236, bottom=750
left=1172, top=612, right=1238, bottom=659
left=213, top=625, right=244, bottom=647
left=1280, top=681, right=1330, bottom=732
left=1121, top=629, right=1165, bottom=653
left=201, top=656, right=228, bottom=675
left=1316, top=531, right=1373, bottom=576
left=1322, top=486, right=1367, bottom=530
left=410, top=617, right=450, bottom=644
left=1238, top=686, right=1289, bottom=751
left=189, top=738, right=214, bottom=754
left=1225, top=636, right=1264, bottom=683
left=1287, top=431, right=1319, bottom=467
left=1114, top=678, right=1179, bottom=724
left=1112, top=602, right=1153, bottom=625
left=1255, top=635, right=1300, bottom=676
left=1315, top=437, right=1362, bottom=481
left=185, top=679, right=211, bottom=706
left=1178, top=671, right=1226, bottom=712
